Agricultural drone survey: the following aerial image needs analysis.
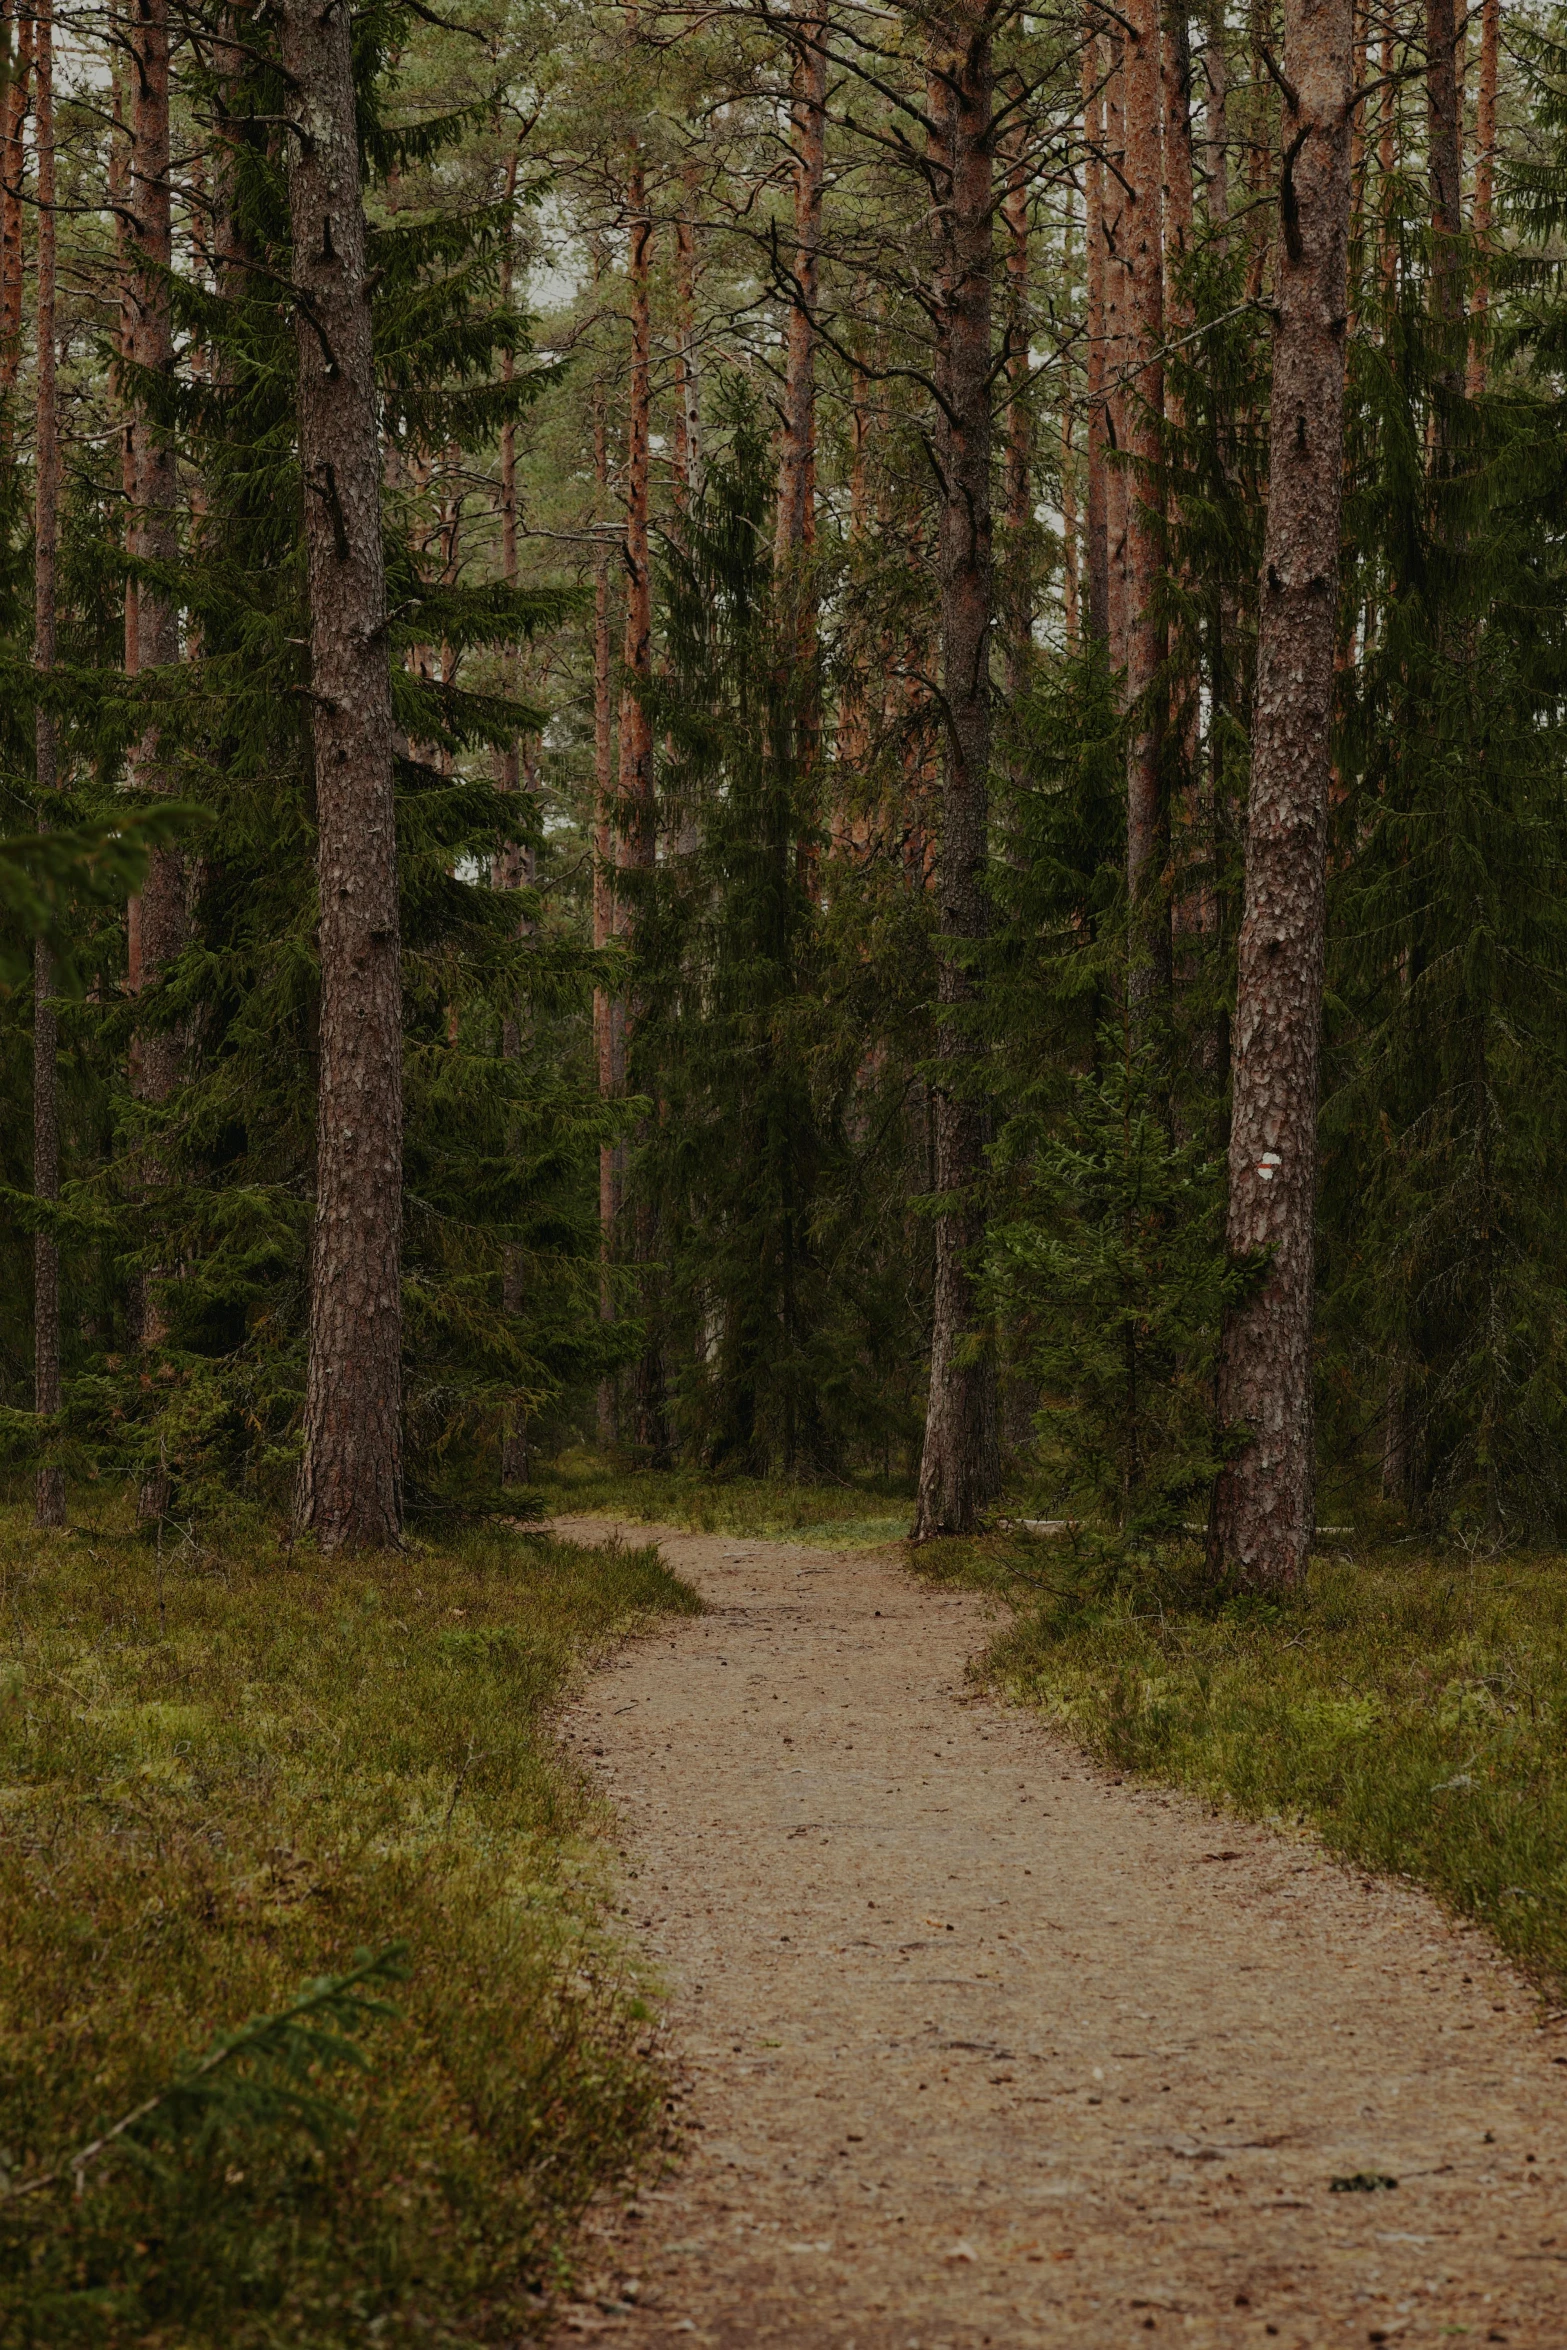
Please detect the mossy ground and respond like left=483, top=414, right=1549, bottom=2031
left=0, top=1502, right=700, bottom=2347
left=915, top=1524, right=1567, bottom=1995
left=529, top=1450, right=914, bottom=1549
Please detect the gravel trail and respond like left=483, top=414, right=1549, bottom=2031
left=546, top=1518, right=1567, bottom=2349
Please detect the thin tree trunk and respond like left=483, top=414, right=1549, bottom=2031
left=127, top=0, right=183, bottom=1115
left=1123, top=0, right=1168, bottom=1016
left=33, top=0, right=62, bottom=1530
left=498, top=143, right=530, bottom=1490
left=673, top=172, right=702, bottom=504
left=1083, top=15, right=1110, bottom=642
left=619, top=152, right=664, bottom=1458
left=590, top=288, right=620, bottom=1449
left=1001, top=111, right=1032, bottom=697
left=1425, top=0, right=1463, bottom=412
left=775, top=11, right=824, bottom=572
left=777, top=9, right=826, bottom=898
left=283, top=0, right=403, bottom=1549
left=1204, top=0, right=1229, bottom=245
left=1208, top=0, right=1355, bottom=1589
left=112, top=38, right=138, bottom=682
left=1379, top=15, right=1397, bottom=296
left=1105, top=39, right=1130, bottom=673
left=913, top=0, right=1000, bottom=1540
left=1466, top=0, right=1498, bottom=396
left=0, top=2, right=32, bottom=416
left=1162, top=3, right=1195, bottom=343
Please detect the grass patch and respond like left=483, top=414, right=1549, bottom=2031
left=0, top=1508, right=700, bottom=2346
left=918, top=1528, right=1567, bottom=1995
left=529, top=1450, right=914, bottom=1549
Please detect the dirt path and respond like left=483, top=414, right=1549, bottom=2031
left=546, top=1519, right=1567, bottom=2349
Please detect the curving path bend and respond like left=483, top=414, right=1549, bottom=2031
left=545, top=1518, right=1567, bottom=2350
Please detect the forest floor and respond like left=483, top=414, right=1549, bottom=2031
left=544, top=1515, right=1567, bottom=2350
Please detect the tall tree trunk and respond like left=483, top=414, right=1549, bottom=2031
left=1208, top=0, right=1355, bottom=1589
left=112, top=38, right=138, bottom=678
left=1204, top=0, right=1230, bottom=245
left=127, top=0, right=183, bottom=1113
left=33, top=0, right=62, bottom=1530
left=1105, top=40, right=1130, bottom=673
left=283, top=0, right=404, bottom=1549
left=1083, top=16, right=1110, bottom=642
left=673, top=171, right=703, bottom=504
left=1162, top=4, right=1195, bottom=338
left=913, top=0, right=1000, bottom=1540
left=1466, top=0, right=1498, bottom=395
left=619, top=153, right=664, bottom=1458
left=498, top=144, right=531, bottom=1490
left=1001, top=111, right=1032, bottom=698
left=775, top=12, right=824, bottom=572
left=590, top=286, right=621, bottom=1450
left=1123, top=0, right=1169, bottom=1017
left=1379, top=14, right=1397, bottom=296
left=776, top=10, right=826, bottom=897
left=1425, top=0, right=1463, bottom=413
left=0, top=2, right=32, bottom=417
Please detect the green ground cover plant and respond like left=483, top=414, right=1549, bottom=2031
left=531, top=1451, right=914, bottom=1549
left=0, top=1508, right=700, bottom=2347
left=915, top=1529, right=1567, bottom=1995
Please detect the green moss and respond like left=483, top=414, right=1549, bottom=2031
left=0, top=1508, right=699, bottom=2345
left=933, top=1531, right=1567, bottom=1995
left=531, top=1448, right=913, bottom=1548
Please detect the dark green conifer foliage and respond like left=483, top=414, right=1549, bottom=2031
left=632, top=394, right=840, bottom=1474
left=48, top=3, right=627, bottom=1514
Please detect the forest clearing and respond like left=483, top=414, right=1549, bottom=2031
left=4, top=0, right=1567, bottom=2333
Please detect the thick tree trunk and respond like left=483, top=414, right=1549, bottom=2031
left=1123, top=0, right=1169, bottom=1017
left=1083, top=18, right=1110, bottom=643
left=1209, top=0, right=1354, bottom=1589
left=283, top=0, right=403, bottom=1549
left=913, top=0, right=1000, bottom=1540
left=127, top=0, right=183, bottom=1113
left=33, top=0, right=62, bottom=1530
left=1466, top=0, right=1498, bottom=395
left=0, top=3, right=32, bottom=416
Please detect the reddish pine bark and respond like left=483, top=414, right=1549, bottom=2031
left=589, top=303, right=621, bottom=1449
left=1122, top=0, right=1168, bottom=1015
left=1082, top=18, right=1110, bottom=642
left=1209, top=0, right=1355, bottom=1589
left=0, top=3, right=32, bottom=417
left=1104, top=40, right=1129, bottom=673
left=1425, top=0, right=1463, bottom=401
left=1204, top=0, right=1230, bottom=245
left=1466, top=0, right=1499, bottom=395
left=775, top=13, right=824, bottom=572
left=912, top=0, right=1000, bottom=1540
left=1001, top=111, right=1032, bottom=697
left=283, top=0, right=404, bottom=1549
left=33, top=0, right=61, bottom=1528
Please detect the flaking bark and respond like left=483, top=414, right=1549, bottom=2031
left=1209, top=0, right=1354, bottom=1588
left=284, top=0, right=404, bottom=1549
left=913, top=0, right=1000, bottom=1541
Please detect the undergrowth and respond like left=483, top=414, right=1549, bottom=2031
left=916, top=1526, right=1567, bottom=1995
left=529, top=1449, right=914, bottom=1548
left=0, top=1507, right=700, bottom=2346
